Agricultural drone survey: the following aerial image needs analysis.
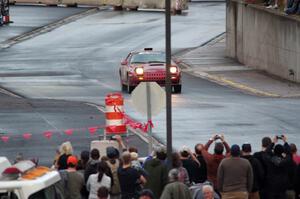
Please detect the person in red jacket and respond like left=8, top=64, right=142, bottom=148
left=200, top=134, right=230, bottom=192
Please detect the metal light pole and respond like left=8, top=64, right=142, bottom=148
left=146, top=82, right=153, bottom=154
left=165, top=0, right=172, bottom=168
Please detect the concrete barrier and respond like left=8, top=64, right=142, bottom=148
left=104, top=0, right=122, bottom=6
left=77, top=0, right=102, bottom=5
left=61, top=0, right=77, bottom=6
left=123, top=0, right=139, bottom=9
left=226, top=0, right=300, bottom=82
left=139, top=0, right=187, bottom=10
left=10, top=0, right=188, bottom=11
left=39, top=0, right=58, bottom=5
left=10, top=0, right=58, bottom=5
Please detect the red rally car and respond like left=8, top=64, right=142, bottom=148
left=119, top=48, right=182, bottom=94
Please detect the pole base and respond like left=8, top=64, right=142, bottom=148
left=3, top=16, right=10, bottom=24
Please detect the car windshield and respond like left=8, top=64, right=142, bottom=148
left=130, top=53, right=165, bottom=64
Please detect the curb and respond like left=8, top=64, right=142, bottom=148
left=0, top=7, right=108, bottom=49
left=179, top=61, right=281, bottom=97
left=175, top=32, right=285, bottom=98
left=173, top=32, right=226, bottom=57
left=0, top=86, right=25, bottom=98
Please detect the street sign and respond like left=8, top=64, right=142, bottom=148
left=131, top=82, right=166, bottom=116
left=131, top=82, right=166, bottom=154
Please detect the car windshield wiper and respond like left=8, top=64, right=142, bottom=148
left=131, top=61, right=147, bottom=64
left=148, top=61, right=165, bottom=63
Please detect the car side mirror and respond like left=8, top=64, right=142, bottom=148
left=121, top=60, right=128, bottom=65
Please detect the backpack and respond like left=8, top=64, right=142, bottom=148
left=107, top=160, right=121, bottom=195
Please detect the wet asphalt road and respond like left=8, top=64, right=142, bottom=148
left=0, top=5, right=89, bottom=43
left=0, top=3, right=299, bottom=163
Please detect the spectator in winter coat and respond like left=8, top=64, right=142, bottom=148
left=200, top=134, right=230, bottom=190
left=285, top=0, right=300, bottom=14
left=160, top=168, right=192, bottom=199
left=241, top=143, right=264, bottom=199
left=202, top=184, right=219, bottom=199
left=85, top=149, right=101, bottom=182
left=106, top=146, right=121, bottom=199
left=131, top=152, right=148, bottom=178
left=286, top=145, right=297, bottom=199
left=143, top=146, right=168, bottom=199
left=77, top=150, right=90, bottom=171
left=217, top=144, right=253, bottom=199
left=77, top=150, right=90, bottom=199
left=295, top=164, right=300, bottom=199
left=180, top=146, right=201, bottom=184
left=118, top=151, right=146, bottom=199
left=56, top=141, right=73, bottom=170
left=190, top=181, right=221, bottom=199
left=290, top=143, right=300, bottom=165
left=263, top=135, right=294, bottom=199
left=194, top=143, right=208, bottom=183
left=87, top=161, right=112, bottom=199
left=253, top=136, right=272, bottom=199
left=172, top=152, right=190, bottom=186
left=65, top=155, right=85, bottom=199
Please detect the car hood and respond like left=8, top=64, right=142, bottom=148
left=131, top=63, right=166, bottom=72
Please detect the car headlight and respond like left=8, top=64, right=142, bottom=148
left=135, top=67, right=144, bottom=75
left=170, top=66, right=177, bottom=74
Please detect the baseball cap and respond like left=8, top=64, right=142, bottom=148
left=67, top=155, right=78, bottom=166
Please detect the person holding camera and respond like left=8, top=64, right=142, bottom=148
left=263, top=135, right=295, bottom=199
left=200, top=134, right=230, bottom=191
left=179, top=146, right=201, bottom=185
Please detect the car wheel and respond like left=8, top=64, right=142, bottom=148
left=173, top=85, right=182, bottom=94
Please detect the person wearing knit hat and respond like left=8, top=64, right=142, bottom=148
left=217, top=144, right=253, bottom=199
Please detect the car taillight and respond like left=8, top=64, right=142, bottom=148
left=170, top=66, right=177, bottom=74
left=135, top=67, right=144, bottom=75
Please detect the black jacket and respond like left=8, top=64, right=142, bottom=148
left=295, top=164, right=300, bottom=199
left=84, top=159, right=100, bottom=182
left=241, top=155, right=264, bottom=192
left=263, top=143, right=293, bottom=193
left=194, top=155, right=207, bottom=183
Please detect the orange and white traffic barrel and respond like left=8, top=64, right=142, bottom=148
left=105, top=93, right=127, bottom=135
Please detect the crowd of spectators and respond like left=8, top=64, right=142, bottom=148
left=50, top=134, right=300, bottom=199
left=245, top=0, right=300, bottom=15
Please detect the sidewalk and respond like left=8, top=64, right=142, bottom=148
left=175, top=34, right=300, bottom=98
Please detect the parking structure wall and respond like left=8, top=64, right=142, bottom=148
left=226, top=0, right=300, bottom=83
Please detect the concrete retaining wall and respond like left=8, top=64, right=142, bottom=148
left=226, top=0, right=300, bottom=82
